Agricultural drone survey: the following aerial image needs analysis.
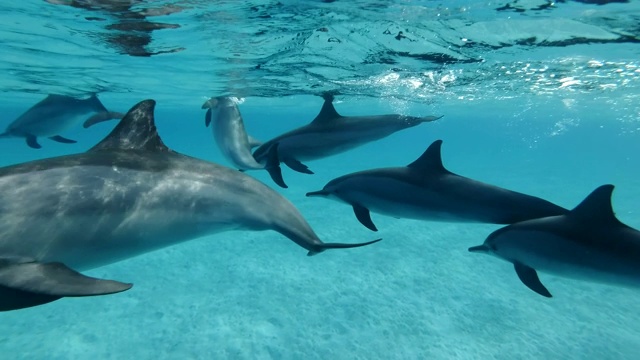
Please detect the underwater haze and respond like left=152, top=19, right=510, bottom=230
left=1, top=0, right=640, bottom=359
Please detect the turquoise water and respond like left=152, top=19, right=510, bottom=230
left=1, top=1, right=640, bottom=359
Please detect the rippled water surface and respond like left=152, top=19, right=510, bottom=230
left=1, top=1, right=640, bottom=359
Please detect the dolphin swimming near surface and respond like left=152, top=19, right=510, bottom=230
left=306, top=140, right=567, bottom=231
left=469, top=184, right=640, bottom=298
left=251, top=94, right=442, bottom=185
left=0, top=94, right=122, bottom=149
left=0, top=99, right=381, bottom=311
left=202, top=97, right=287, bottom=188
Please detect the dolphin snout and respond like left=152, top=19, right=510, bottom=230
left=468, top=244, right=491, bottom=253
left=202, top=98, right=218, bottom=109
left=306, top=190, right=330, bottom=197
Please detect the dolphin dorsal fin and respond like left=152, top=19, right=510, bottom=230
left=89, top=99, right=169, bottom=153
left=310, top=94, right=342, bottom=125
left=407, top=140, right=448, bottom=172
left=569, top=185, right=620, bottom=225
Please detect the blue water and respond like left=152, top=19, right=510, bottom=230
left=1, top=1, right=640, bottom=359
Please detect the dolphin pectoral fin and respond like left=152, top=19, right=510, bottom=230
left=353, top=204, right=378, bottom=232
left=248, top=135, right=263, bottom=149
left=25, top=135, right=41, bottom=149
left=514, top=262, right=552, bottom=298
left=283, top=158, right=313, bottom=174
left=307, top=238, right=382, bottom=256
left=205, top=108, right=212, bottom=127
left=265, top=143, right=287, bottom=188
left=49, top=135, right=77, bottom=144
left=0, top=260, right=133, bottom=311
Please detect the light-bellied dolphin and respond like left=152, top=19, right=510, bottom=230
left=1, top=94, right=122, bottom=149
left=251, top=94, right=442, bottom=185
left=202, top=97, right=286, bottom=188
left=0, top=99, right=381, bottom=311
left=469, top=184, right=640, bottom=298
left=306, top=140, right=567, bottom=231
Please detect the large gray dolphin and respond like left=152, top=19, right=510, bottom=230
left=202, top=97, right=286, bottom=188
left=0, top=94, right=122, bottom=149
left=251, top=94, right=442, bottom=185
left=306, top=140, right=567, bottom=231
left=0, top=99, right=381, bottom=311
left=469, top=184, right=640, bottom=298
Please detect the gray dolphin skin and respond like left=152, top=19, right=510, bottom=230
left=251, top=94, right=442, bottom=183
left=469, top=185, right=640, bottom=298
left=0, top=94, right=121, bottom=149
left=0, top=99, right=381, bottom=311
left=306, top=140, right=567, bottom=231
left=202, top=97, right=287, bottom=188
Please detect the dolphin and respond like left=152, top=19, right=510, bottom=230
left=1, top=94, right=122, bottom=149
left=0, top=99, right=381, bottom=311
left=306, top=140, right=567, bottom=231
left=202, top=97, right=287, bottom=188
left=469, top=184, right=640, bottom=298
left=251, top=94, right=442, bottom=184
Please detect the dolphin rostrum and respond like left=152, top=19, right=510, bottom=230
left=0, top=99, right=381, bottom=311
left=1, top=94, right=122, bottom=149
left=251, top=94, right=442, bottom=185
left=202, top=97, right=286, bottom=188
left=469, top=184, right=640, bottom=298
left=306, top=140, right=567, bottom=231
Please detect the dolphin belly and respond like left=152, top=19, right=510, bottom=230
left=276, top=127, right=401, bottom=161
left=10, top=111, right=89, bottom=137
left=498, top=230, right=640, bottom=289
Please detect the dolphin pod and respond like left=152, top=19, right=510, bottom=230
left=0, top=93, right=636, bottom=311
left=0, top=99, right=380, bottom=311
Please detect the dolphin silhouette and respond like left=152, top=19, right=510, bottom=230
left=469, top=185, right=640, bottom=298
left=307, top=140, right=567, bottom=231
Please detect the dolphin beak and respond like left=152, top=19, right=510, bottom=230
left=306, top=190, right=329, bottom=197
left=202, top=98, right=217, bottom=109
left=468, top=244, right=491, bottom=253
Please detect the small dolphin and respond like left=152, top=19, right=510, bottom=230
left=251, top=94, right=442, bottom=184
left=307, top=140, right=567, bottom=231
left=1, top=94, right=122, bottom=149
left=469, top=184, right=640, bottom=298
left=202, top=97, right=286, bottom=188
left=0, top=99, right=381, bottom=311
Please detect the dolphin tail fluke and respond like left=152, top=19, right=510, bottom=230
left=83, top=111, right=126, bottom=128
left=0, top=259, right=132, bottom=311
left=420, top=115, right=444, bottom=123
left=264, top=143, right=288, bottom=188
left=307, top=238, right=382, bottom=256
left=283, top=157, right=314, bottom=174
left=49, top=135, right=77, bottom=144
